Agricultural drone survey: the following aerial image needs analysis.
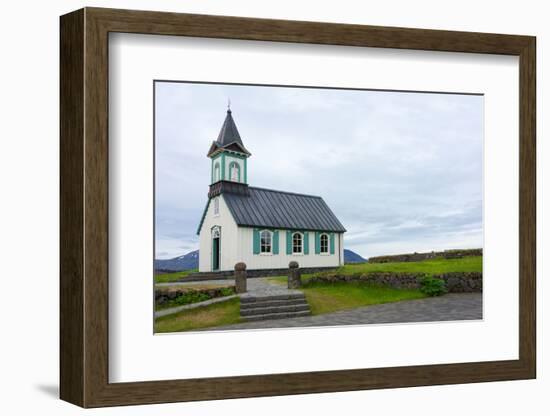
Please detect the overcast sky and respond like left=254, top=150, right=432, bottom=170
left=155, top=81, right=483, bottom=260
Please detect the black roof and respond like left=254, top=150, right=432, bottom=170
left=207, top=109, right=251, bottom=157
left=222, top=186, right=346, bottom=233
left=217, top=109, right=242, bottom=146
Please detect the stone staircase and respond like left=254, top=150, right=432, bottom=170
left=240, top=293, right=311, bottom=322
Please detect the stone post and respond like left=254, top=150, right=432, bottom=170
left=288, top=261, right=302, bottom=289
left=235, top=262, right=247, bottom=293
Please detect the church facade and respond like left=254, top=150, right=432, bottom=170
left=197, top=108, right=346, bottom=272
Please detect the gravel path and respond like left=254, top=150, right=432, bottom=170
left=205, top=293, right=482, bottom=331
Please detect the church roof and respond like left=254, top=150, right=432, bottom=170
left=197, top=184, right=346, bottom=234
left=207, top=109, right=251, bottom=157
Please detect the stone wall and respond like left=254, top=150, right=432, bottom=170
left=307, top=272, right=482, bottom=293
left=155, top=285, right=236, bottom=306
left=184, top=266, right=338, bottom=282
left=368, top=248, right=482, bottom=263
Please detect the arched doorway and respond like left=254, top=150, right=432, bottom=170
left=212, top=226, right=221, bottom=271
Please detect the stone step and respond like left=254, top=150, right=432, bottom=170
left=240, top=303, right=310, bottom=317
left=240, top=293, right=306, bottom=303
left=240, top=298, right=308, bottom=310
left=241, top=310, right=312, bottom=322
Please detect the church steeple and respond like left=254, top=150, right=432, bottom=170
left=207, top=106, right=251, bottom=187
left=216, top=108, right=244, bottom=147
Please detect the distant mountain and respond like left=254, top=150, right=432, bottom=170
left=155, top=248, right=366, bottom=272
left=154, top=250, right=199, bottom=272
left=344, top=249, right=367, bottom=263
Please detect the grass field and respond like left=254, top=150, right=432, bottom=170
left=302, top=282, right=426, bottom=315
left=154, top=298, right=241, bottom=333
left=334, top=256, right=482, bottom=275
left=154, top=269, right=197, bottom=284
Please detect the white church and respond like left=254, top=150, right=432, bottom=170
left=197, top=107, right=346, bottom=273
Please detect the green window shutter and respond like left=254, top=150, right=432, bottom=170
left=303, top=231, right=309, bottom=255
left=273, top=230, right=279, bottom=255
left=253, top=229, right=260, bottom=254
left=286, top=230, right=292, bottom=254
left=315, top=232, right=320, bottom=254
left=330, top=233, right=335, bottom=255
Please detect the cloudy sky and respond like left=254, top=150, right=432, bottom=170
left=155, top=81, right=483, bottom=260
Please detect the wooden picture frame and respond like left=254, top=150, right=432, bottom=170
left=60, top=7, right=536, bottom=408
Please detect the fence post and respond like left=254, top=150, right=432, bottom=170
left=288, top=261, right=302, bottom=289
left=235, top=262, right=247, bottom=293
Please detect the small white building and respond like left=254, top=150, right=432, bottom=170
left=197, top=108, right=346, bottom=273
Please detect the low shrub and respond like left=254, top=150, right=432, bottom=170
left=173, top=291, right=211, bottom=305
left=419, top=276, right=448, bottom=297
left=219, top=287, right=235, bottom=296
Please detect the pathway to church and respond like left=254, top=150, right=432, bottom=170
left=161, top=277, right=482, bottom=330
left=211, top=292, right=482, bottom=330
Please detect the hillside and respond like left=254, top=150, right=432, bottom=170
left=154, top=250, right=199, bottom=272
left=344, top=249, right=367, bottom=263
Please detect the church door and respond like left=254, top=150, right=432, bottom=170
left=212, top=227, right=221, bottom=271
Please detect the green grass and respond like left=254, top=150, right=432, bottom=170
left=335, top=256, right=482, bottom=275
left=268, top=256, right=482, bottom=285
left=301, top=282, right=426, bottom=315
left=154, top=269, right=197, bottom=284
left=154, top=298, right=241, bottom=333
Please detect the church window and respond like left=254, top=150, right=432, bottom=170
left=292, top=232, right=303, bottom=254
left=212, top=226, right=221, bottom=238
left=260, top=230, right=272, bottom=253
left=229, top=162, right=240, bottom=182
left=320, top=233, right=329, bottom=254
left=214, top=162, right=220, bottom=182
left=213, top=197, right=219, bottom=216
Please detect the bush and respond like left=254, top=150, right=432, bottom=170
left=155, top=286, right=238, bottom=310
left=219, top=287, right=235, bottom=296
left=173, top=291, right=212, bottom=306
left=420, top=276, right=447, bottom=297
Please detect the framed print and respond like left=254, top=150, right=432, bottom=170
left=60, top=7, right=536, bottom=408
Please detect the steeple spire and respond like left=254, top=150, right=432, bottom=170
left=216, top=107, right=243, bottom=146
left=207, top=106, right=251, bottom=157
